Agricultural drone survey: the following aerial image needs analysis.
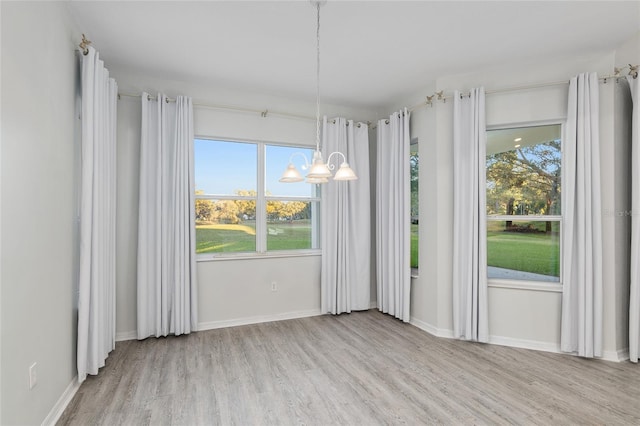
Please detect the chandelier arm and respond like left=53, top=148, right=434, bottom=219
left=288, top=152, right=311, bottom=169
left=325, top=151, right=347, bottom=171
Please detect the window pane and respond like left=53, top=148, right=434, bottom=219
left=266, top=201, right=318, bottom=251
left=195, top=198, right=256, bottom=253
left=487, top=220, right=560, bottom=282
left=194, top=139, right=257, bottom=195
left=410, top=140, right=419, bottom=268
left=266, top=145, right=316, bottom=197
left=486, top=125, right=561, bottom=216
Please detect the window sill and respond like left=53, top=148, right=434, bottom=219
left=488, top=279, right=562, bottom=293
left=197, top=249, right=321, bottom=262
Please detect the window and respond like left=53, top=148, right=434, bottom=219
left=410, top=137, right=419, bottom=270
left=486, top=124, right=562, bottom=282
left=194, top=139, right=320, bottom=258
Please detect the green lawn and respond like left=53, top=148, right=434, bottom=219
left=196, top=220, right=313, bottom=253
left=411, top=224, right=418, bottom=268
left=197, top=220, right=554, bottom=276
left=487, top=221, right=559, bottom=277
left=196, top=223, right=256, bottom=253
left=266, top=221, right=313, bottom=251
left=198, top=221, right=421, bottom=266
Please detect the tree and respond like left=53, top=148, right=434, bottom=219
left=234, top=190, right=257, bottom=219
left=195, top=190, right=215, bottom=222
left=279, top=201, right=307, bottom=221
left=196, top=188, right=308, bottom=225
left=212, top=200, right=240, bottom=224
left=486, top=140, right=561, bottom=232
left=266, top=200, right=307, bottom=222
left=410, top=151, right=419, bottom=218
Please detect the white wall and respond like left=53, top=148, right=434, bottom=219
left=1, top=2, right=80, bottom=424
left=113, top=72, right=380, bottom=337
left=615, top=30, right=640, bottom=66
left=403, top=85, right=437, bottom=328
left=403, top=50, right=633, bottom=357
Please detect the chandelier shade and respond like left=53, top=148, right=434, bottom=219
left=279, top=163, right=304, bottom=182
left=305, top=176, right=329, bottom=184
left=306, top=151, right=333, bottom=178
left=333, top=162, right=358, bottom=181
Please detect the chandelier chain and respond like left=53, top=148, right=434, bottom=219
left=315, top=1, right=321, bottom=152
left=277, top=2, right=358, bottom=184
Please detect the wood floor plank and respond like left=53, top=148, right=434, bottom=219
left=57, top=310, right=640, bottom=425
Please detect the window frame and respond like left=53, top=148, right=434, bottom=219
left=194, top=136, right=321, bottom=261
left=485, top=121, right=564, bottom=292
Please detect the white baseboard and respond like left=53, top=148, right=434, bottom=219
left=115, top=309, right=324, bottom=340
left=115, top=330, right=137, bottom=342
left=409, top=318, right=631, bottom=363
left=41, top=376, right=80, bottom=426
left=492, top=337, right=630, bottom=363
left=411, top=317, right=559, bottom=353
left=197, top=309, right=323, bottom=332
left=488, top=335, right=561, bottom=354
left=602, top=348, right=629, bottom=362
left=410, top=317, right=455, bottom=339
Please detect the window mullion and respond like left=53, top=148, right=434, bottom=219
left=195, top=194, right=256, bottom=201
left=487, top=215, right=561, bottom=222
left=256, top=143, right=266, bottom=253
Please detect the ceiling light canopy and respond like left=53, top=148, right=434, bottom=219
left=279, top=1, right=357, bottom=185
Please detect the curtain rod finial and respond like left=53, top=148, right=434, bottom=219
left=79, top=34, right=92, bottom=55
left=426, top=95, right=434, bottom=107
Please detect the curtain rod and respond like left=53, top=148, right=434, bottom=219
left=118, top=92, right=370, bottom=127
left=409, top=65, right=639, bottom=112
left=118, top=92, right=316, bottom=121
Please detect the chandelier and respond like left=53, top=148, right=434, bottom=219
left=279, top=1, right=357, bottom=184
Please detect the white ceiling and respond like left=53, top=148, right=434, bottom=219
left=487, top=124, right=561, bottom=155
left=67, top=1, right=640, bottom=110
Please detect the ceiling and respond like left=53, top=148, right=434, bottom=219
left=67, top=1, right=640, bottom=110
left=487, top=124, right=561, bottom=155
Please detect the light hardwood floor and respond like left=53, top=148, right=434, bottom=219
left=58, top=310, right=640, bottom=425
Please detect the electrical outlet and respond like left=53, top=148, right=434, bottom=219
left=271, top=281, right=277, bottom=292
left=29, top=362, right=37, bottom=389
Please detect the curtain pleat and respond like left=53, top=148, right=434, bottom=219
left=137, top=93, right=197, bottom=339
left=452, top=88, right=488, bottom=342
left=376, top=109, right=411, bottom=322
left=560, top=72, right=603, bottom=358
left=321, top=117, right=371, bottom=314
left=77, top=46, right=118, bottom=383
left=628, top=75, right=639, bottom=363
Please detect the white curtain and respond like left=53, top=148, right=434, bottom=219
left=321, top=117, right=371, bottom=314
left=376, top=109, right=411, bottom=322
left=137, top=93, right=198, bottom=339
left=628, top=75, right=639, bottom=363
left=452, top=88, right=488, bottom=343
left=77, top=46, right=118, bottom=383
left=560, top=73, right=603, bottom=358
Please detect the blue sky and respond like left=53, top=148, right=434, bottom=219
left=194, top=139, right=315, bottom=197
